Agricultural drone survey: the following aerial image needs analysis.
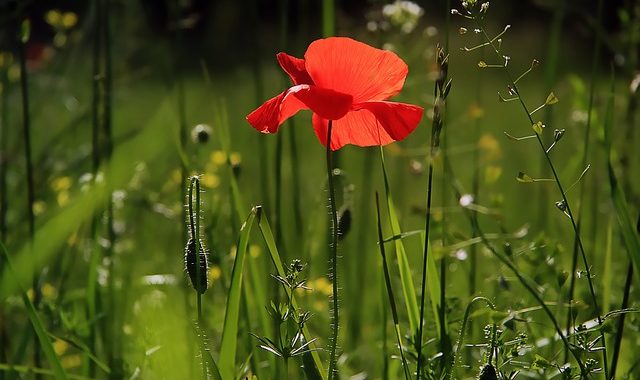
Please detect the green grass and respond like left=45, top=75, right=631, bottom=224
left=0, top=1, right=639, bottom=379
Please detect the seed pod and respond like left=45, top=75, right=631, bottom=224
left=190, top=124, right=212, bottom=144
left=337, top=206, right=352, bottom=240
left=184, top=238, right=208, bottom=294
left=478, top=364, right=498, bottom=380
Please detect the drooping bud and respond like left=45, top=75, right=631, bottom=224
left=337, top=206, right=352, bottom=240
left=478, top=364, right=498, bottom=380
left=185, top=238, right=208, bottom=294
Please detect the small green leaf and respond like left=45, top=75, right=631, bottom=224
left=532, top=121, right=544, bottom=135
left=531, top=354, right=552, bottom=369
left=545, top=92, right=559, bottom=105
left=516, top=172, right=534, bottom=183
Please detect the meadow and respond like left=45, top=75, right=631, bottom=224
left=0, top=0, right=639, bottom=379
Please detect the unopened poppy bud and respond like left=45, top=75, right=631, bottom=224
left=478, top=364, right=498, bottom=380
left=191, top=124, right=212, bottom=144
left=337, top=206, right=352, bottom=240
left=555, top=200, right=566, bottom=212
left=184, top=238, right=208, bottom=294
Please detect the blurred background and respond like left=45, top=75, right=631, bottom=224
left=0, top=0, right=639, bottom=378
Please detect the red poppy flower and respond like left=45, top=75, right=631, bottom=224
left=246, top=37, right=424, bottom=150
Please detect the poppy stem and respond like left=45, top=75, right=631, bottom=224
left=326, top=120, right=339, bottom=380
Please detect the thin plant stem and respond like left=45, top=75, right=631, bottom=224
left=87, top=0, right=103, bottom=376
left=381, top=270, right=389, bottom=380
left=416, top=156, right=434, bottom=380
left=442, top=158, right=587, bottom=375
left=288, top=123, right=304, bottom=238
left=417, top=45, right=449, bottom=380
left=565, top=0, right=603, bottom=364
left=101, top=0, right=117, bottom=370
left=609, top=263, right=633, bottom=379
left=18, top=16, right=39, bottom=375
left=449, top=297, right=495, bottom=379
left=375, top=193, right=411, bottom=380
left=326, top=120, right=339, bottom=380
left=439, top=1, right=453, bottom=371
left=474, top=17, right=606, bottom=377
left=0, top=47, right=9, bottom=380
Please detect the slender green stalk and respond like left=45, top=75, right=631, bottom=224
left=101, top=0, right=117, bottom=370
left=449, top=297, right=495, bottom=379
left=417, top=46, right=449, bottom=380
left=472, top=16, right=606, bottom=377
left=326, top=120, right=339, bottom=380
left=442, top=158, right=587, bottom=375
left=87, top=1, right=103, bottom=376
left=375, top=193, right=411, bottom=380
left=381, top=270, right=389, bottom=380
left=322, top=0, right=335, bottom=37
left=439, top=0, right=453, bottom=371
left=18, top=17, right=39, bottom=375
left=288, top=123, right=304, bottom=238
left=0, top=52, right=9, bottom=380
left=565, top=0, right=603, bottom=364
left=416, top=156, right=434, bottom=380
left=188, top=177, right=208, bottom=379
left=350, top=148, right=374, bottom=346
left=610, top=264, right=633, bottom=379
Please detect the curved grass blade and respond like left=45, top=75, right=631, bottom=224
left=379, top=148, right=420, bottom=335
left=0, top=242, right=68, bottom=380
left=219, top=208, right=258, bottom=379
left=603, top=71, right=640, bottom=288
left=376, top=193, right=411, bottom=380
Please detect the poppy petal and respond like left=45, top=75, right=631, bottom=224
left=246, top=89, right=307, bottom=133
left=292, top=85, right=352, bottom=120
left=312, top=101, right=423, bottom=150
left=247, top=85, right=353, bottom=134
left=277, top=53, right=314, bottom=85
left=304, top=37, right=408, bottom=103
left=312, top=110, right=394, bottom=151
left=354, top=101, right=424, bottom=141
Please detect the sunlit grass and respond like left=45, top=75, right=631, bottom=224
left=0, top=1, right=638, bottom=379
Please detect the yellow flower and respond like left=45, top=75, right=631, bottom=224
left=200, top=173, right=219, bottom=189
left=211, top=151, right=227, bottom=166
left=249, top=245, right=261, bottom=258
left=208, top=266, right=222, bottom=283
left=230, top=152, right=242, bottom=166
left=61, top=12, right=78, bottom=29
left=45, top=10, right=62, bottom=26
left=32, top=200, right=46, bottom=216
left=57, top=191, right=70, bottom=207
left=477, top=133, right=501, bottom=161
left=308, top=277, right=333, bottom=296
left=51, top=176, right=72, bottom=191
left=53, top=339, right=69, bottom=356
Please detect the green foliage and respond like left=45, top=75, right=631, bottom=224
left=0, top=1, right=639, bottom=379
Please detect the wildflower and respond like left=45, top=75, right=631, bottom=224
left=247, top=37, right=423, bottom=150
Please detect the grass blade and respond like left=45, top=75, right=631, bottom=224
left=219, top=208, right=258, bottom=378
left=603, top=71, right=640, bottom=288
left=0, top=242, right=68, bottom=380
left=376, top=193, right=411, bottom=380
left=257, top=211, right=327, bottom=380
left=379, top=148, right=420, bottom=335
